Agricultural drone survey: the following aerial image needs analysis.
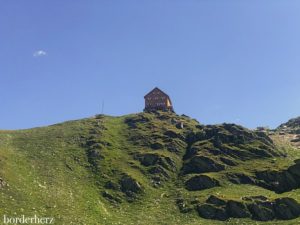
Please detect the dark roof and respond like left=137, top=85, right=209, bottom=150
left=144, top=87, right=170, bottom=99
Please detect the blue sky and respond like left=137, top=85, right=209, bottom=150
left=1, top=1, right=300, bottom=130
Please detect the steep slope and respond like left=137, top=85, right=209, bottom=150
left=0, top=112, right=300, bottom=224
left=274, top=117, right=300, bottom=149
left=278, top=117, right=300, bottom=134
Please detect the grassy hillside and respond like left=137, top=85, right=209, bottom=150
left=0, top=112, right=300, bottom=225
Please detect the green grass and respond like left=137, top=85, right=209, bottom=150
left=0, top=112, right=300, bottom=224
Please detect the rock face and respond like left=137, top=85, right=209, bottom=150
left=225, top=160, right=300, bottom=194
left=182, top=156, right=225, bottom=174
left=100, top=113, right=300, bottom=222
left=182, top=123, right=281, bottom=177
left=119, top=175, right=143, bottom=197
left=255, top=160, right=300, bottom=193
left=197, top=203, right=228, bottom=221
left=196, top=195, right=300, bottom=221
left=226, top=200, right=251, bottom=218
left=134, top=153, right=176, bottom=172
left=185, top=175, right=220, bottom=191
left=277, top=116, right=300, bottom=134
left=288, top=160, right=300, bottom=177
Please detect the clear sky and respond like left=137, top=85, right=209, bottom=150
left=1, top=1, right=300, bottom=130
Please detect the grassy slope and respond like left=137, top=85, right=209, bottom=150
left=0, top=113, right=300, bottom=225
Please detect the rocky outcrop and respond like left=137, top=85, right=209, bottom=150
left=134, top=153, right=176, bottom=171
left=119, top=175, right=143, bottom=197
left=176, top=198, right=193, bottom=213
left=102, top=191, right=122, bottom=204
left=226, top=173, right=256, bottom=185
left=277, top=117, right=300, bottom=134
left=197, top=203, right=228, bottom=220
left=182, top=155, right=225, bottom=174
left=225, top=159, right=300, bottom=194
left=196, top=195, right=300, bottom=221
left=226, top=200, right=251, bottom=218
left=185, top=175, right=220, bottom=191
left=125, top=114, right=151, bottom=129
left=182, top=123, right=281, bottom=177
left=255, top=159, right=300, bottom=193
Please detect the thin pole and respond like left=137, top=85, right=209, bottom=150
left=101, top=100, right=104, bottom=115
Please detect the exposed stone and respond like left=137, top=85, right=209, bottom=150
left=148, top=165, right=170, bottom=179
left=135, top=153, right=176, bottom=172
left=196, top=204, right=228, bottom=221
left=125, top=115, right=150, bottom=128
left=288, top=162, right=300, bottom=177
left=196, top=196, right=300, bottom=221
left=135, top=153, right=160, bottom=166
left=226, top=200, right=251, bottom=218
left=255, top=169, right=299, bottom=193
left=182, top=155, right=225, bottom=174
left=206, top=195, right=227, bottom=206
left=185, top=175, right=219, bottom=191
left=102, top=191, right=122, bottom=203
left=227, top=173, right=256, bottom=185
left=88, top=149, right=102, bottom=158
left=247, top=202, right=275, bottom=221
left=176, top=198, right=193, bottom=213
left=104, top=181, right=120, bottom=190
left=274, top=198, right=300, bottom=220
left=119, top=175, right=143, bottom=197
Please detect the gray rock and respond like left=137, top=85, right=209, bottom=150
left=206, top=195, right=227, bottom=206
left=119, top=175, right=143, bottom=196
left=226, top=200, right=251, bottom=218
left=182, top=155, right=225, bottom=174
left=185, top=175, right=219, bottom=191
left=274, top=198, right=300, bottom=220
left=247, top=202, right=275, bottom=221
left=197, top=204, right=228, bottom=221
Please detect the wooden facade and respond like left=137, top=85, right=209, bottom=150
left=144, top=87, right=174, bottom=112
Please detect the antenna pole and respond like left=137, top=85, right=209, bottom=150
left=101, top=100, right=104, bottom=115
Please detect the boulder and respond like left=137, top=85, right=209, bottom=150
left=196, top=204, right=228, bottom=221
left=185, top=175, right=219, bottom=191
left=166, top=139, right=186, bottom=153
left=195, top=196, right=300, bottom=221
left=119, top=175, right=143, bottom=196
left=135, top=153, right=176, bottom=172
left=148, top=165, right=170, bottom=179
left=206, top=195, right=227, bottom=206
left=176, top=199, right=193, bottom=213
left=227, top=173, right=256, bottom=185
left=288, top=162, right=300, bottom=178
left=226, top=200, right=251, bottom=218
left=182, top=155, right=225, bottom=174
left=255, top=170, right=299, bottom=193
left=274, top=198, right=300, bottom=220
left=136, top=153, right=160, bottom=166
left=247, top=202, right=275, bottom=221
left=104, top=181, right=120, bottom=190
